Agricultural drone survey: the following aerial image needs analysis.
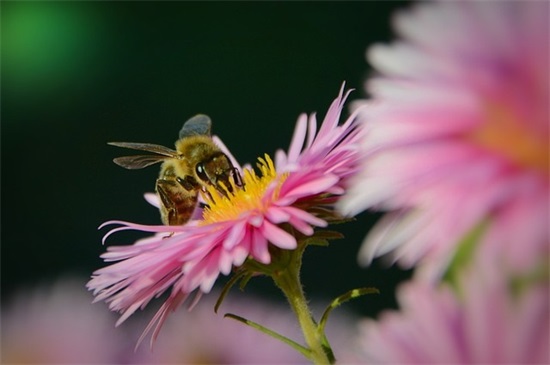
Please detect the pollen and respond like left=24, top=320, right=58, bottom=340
left=468, top=100, right=549, bottom=174
left=201, top=154, right=286, bottom=224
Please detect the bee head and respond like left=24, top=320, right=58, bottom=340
left=195, top=152, right=240, bottom=195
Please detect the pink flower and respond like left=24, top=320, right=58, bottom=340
left=2, top=278, right=357, bottom=364
left=87, top=83, right=361, bottom=345
left=339, top=1, right=549, bottom=278
left=1, top=278, right=124, bottom=364
left=351, top=259, right=549, bottom=364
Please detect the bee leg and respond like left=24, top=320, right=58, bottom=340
left=201, top=187, right=214, bottom=202
left=156, top=178, right=199, bottom=227
left=156, top=179, right=181, bottom=226
left=176, top=176, right=198, bottom=191
left=232, top=167, right=244, bottom=188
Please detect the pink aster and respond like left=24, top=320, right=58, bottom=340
left=87, top=84, right=361, bottom=345
left=339, top=1, right=549, bottom=278
left=1, top=278, right=124, bottom=364
left=351, top=256, right=549, bottom=364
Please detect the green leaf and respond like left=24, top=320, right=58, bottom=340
left=224, top=313, right=311, bottom=359
left=318, top=287, right=379, bottom=335
left=215, top=270, right=247, bottom=313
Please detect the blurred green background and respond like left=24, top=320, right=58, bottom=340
left=2, top=1, right=411, bottom=318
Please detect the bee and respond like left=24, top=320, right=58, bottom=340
left=109, top=114, right=242, bottom=226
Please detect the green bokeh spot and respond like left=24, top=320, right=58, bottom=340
left=443, top=218, right=490, bottom=288
left=2, top=2, right=100, bottom=97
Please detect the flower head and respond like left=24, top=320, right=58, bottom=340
left=351, top=257, right=549, bottom=364
left=87, top=84, right=361, bottom=345
left=339, top=1, right=549, bottom=278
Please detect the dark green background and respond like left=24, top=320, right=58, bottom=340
left=2, top=1, right=411, bottom=316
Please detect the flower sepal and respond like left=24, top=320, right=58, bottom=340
left=213, top=242, right=304, bottom=314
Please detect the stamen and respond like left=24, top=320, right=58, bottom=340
left=201, top=154, right=285, bottom=224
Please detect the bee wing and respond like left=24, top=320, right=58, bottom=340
left=179, top=114, right=212, bottom=139
left=108, top=142, right=179, bottom=169
left=112, top=155, right=169, bottom=169
left=108, top=142, right=178, bottom=157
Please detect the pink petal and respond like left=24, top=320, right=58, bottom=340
left=250, top=228, right=270, bottom=264
left=265, top=206, right=291, bottom=223
left=261, top=220, right=297, bottom=250
left=287, top=113, right=308, bottom=162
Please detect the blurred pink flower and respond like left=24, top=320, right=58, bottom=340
left=1, top=278, right=124, bottom=364
left=339, top=1, right=549, bottom=278
left=351, top=260, right=549, bottom=364
left=1, top=278, right=357, bottom=364
left=88, top=84, right=361, bottom=345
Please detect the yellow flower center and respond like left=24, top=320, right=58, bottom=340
left=201, top=154, right=286, bottom=224
left=468, top=100, right=549, bottom=174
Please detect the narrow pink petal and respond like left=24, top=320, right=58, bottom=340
left=285, top=206, right=327, bottom=227
left=274, top=149, right=288, bottom=170
left=116, top=300, right=145, bottom=327
left=288, top=217, right=314, bottom=236
left=138, top=291, right=189, bottom=350
left=100, top=221, right=188, bottom=245
left=200, top=267, right=220, bottom=293
left=261, top=220, right=297, bottom=250
left=248, top=214, right=264, bottom=228
left=250, top=228, right=270, bottom=264
left=223, top=220, right=246, bottom=249
left=287, top=113, right=308, bottom=162
left=219, top=248, right=233, bottom=275
left=317, top=82, right=348, bottom=140
left=265, top=206, right=291, bottom=223
left=305, top=113, right=318, bottom=149
left=231, top=244, right=249, bottom=267
left=281, top=174, right=339, bottom=201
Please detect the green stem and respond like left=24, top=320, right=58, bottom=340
left=271, top=248, right=335, bottom=364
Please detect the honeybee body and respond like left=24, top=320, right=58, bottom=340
left=155, top=161, right=199, bottom=226
left=109, top=115, right=240, bottom=226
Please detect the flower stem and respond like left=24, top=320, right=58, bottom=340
left=271, top=247, right=335, bottom=364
